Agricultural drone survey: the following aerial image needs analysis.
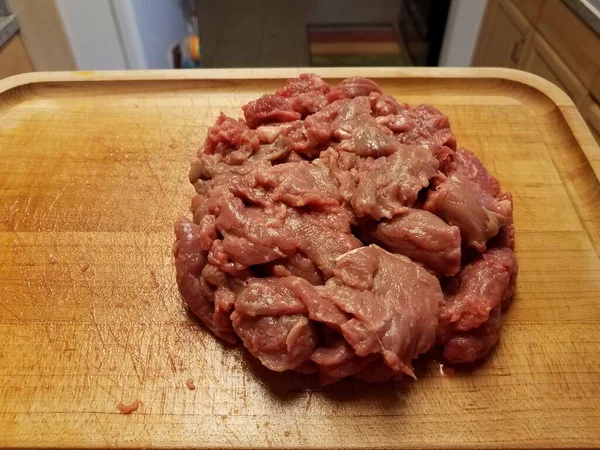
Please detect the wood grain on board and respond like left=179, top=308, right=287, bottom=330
left=0, top=68, right=599, bottom=449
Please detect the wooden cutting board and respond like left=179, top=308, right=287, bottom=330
left=0, top=68, right=599, bottom=449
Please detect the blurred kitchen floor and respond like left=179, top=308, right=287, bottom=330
left=196, top=0, right=399, bottom=67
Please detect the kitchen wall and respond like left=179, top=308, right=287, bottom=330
left=439, top=0, right=489, bottom=66
left=115, top=0, right=188, bottom=69
left=8, top=0, right=187, bottom=70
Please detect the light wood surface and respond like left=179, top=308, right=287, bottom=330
left=0, top=68, right=599, bottom=449
left=0, top=33, right=33, bottom=80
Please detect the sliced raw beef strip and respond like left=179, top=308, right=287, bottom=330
left=394, top=104, right=457, bottom=150
left=243, top=94, right=302, bottom=129
left=331, top=96, right=378, bottom=140
left=441, top=305, right=503, bottom=363
left=446, top=148, right=501, bottom=196
left=315, top=245, right=443, bottom=378
left=424, top=173, right=512, bottom=252
left=269, top=253, right=324, bottom=286
left=373, top=209, right=461, bottom=276
left=276, top=73, right=331, bottom=97
left=209, top=191, right=299, bottom=268
left=283, top=208, right=363, bottom=277
left=440, top=247, right=517, bottom=331
left=202, top=113, right=260, bottom=165
left=369, top=92, right=408, bottom=116
left=491, top=192, right=515, bottom=251
left=327, top=77, right=383, bottom=101
left=304, top=99, right=350, bottom=145
left=438, top=247, right=517, bottom=363
left=338, top=126, right=402, bottom=158
left=290, top=93, right=329, bottom=116
left=352, top=141, right=440, bottom=220
left=173, top=218, right=238, bottom=344
left=253, top=161, right=343, bottom=209
left=232, top=278, right=318, bottom=371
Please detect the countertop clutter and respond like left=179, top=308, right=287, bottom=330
left=474, top=0, right=600, bottom=144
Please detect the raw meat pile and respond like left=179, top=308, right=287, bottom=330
left=173, top=74, right=517, bottom=384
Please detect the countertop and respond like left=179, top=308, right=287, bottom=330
left=563, top=0, right=600, bottom=35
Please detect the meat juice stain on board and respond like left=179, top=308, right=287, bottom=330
left=185, top=377, right=196, bottom=390
left=117, top=400, right=141, bottom=415
left=149, top=270, right=160, bottom=289
left=172, top=73, right=517, bottom=386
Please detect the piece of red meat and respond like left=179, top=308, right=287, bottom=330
left=491, top=192, right=515, bottom=251
left=352, top=141, right=440, bottom=220
left=173, top=218, right=238, bottom=344
left=337, top=126, right=401, bottom=158
left=327, top=77, right=383, bottom=101
left=202, top=113, right=260, bottom=165
left=423, top=173, right=512, bottom=252
left=243, top=94, right=301, bottom=129
left=377, top=104, right=457, bottom=152
left=446, top=148, right=501, bottom=196
left=315, top=245, right=442, bottom=378
left=276, top=73, right=331, bottom=97
left=331, top=96, right=378, bottom=140
left=254, top=161, right=343, bottom=209
left=437, top=247, right=517, bottom=363
left=438, top=247, right=517, bottom=343
left=373, top=209, right=462, bottom=276
left=291, top=93, right=329, bottom=116
left=369, top=92, right=408, bottom=116
left=269, top=253, right=324, bottom=286
left=441, top=305, right=503, bottom=363
left=210, top=192, right=299, bottom=268
left=283, top=208, right=363, bottom=277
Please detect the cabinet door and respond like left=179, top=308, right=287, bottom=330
left=580, top=96, right=600, bottom=145
left=520, top=33, right=587, bottom=105
left=473, top=0, right=531, bottom=68
left=0, top=34, right=34, bottom=79
left=537, top=0, right=600, bottom=89
left=510, top=0, right=545, bottom=23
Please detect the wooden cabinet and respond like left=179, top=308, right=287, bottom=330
left=475, top=0, right=600, bottom=146
left=592, top=76, right=600, bottom=104
left=511, top=0, right=545, bottom=23
left=473, top=0, right=531, bottom=68
left=520, top=34, right=587, bottom=105
left=0, top=33, right=33, bottom=80
left=580, top=96, right=600, bottom=144
left=537, top=0, right=600, bottom=89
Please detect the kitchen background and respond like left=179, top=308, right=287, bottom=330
left=0, top=0, right=598, bottom=142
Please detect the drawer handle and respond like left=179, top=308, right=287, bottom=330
left=511, top=38, right=525, bottom=64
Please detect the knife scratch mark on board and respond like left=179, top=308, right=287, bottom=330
left=0, top=304, right=25, bottom=323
